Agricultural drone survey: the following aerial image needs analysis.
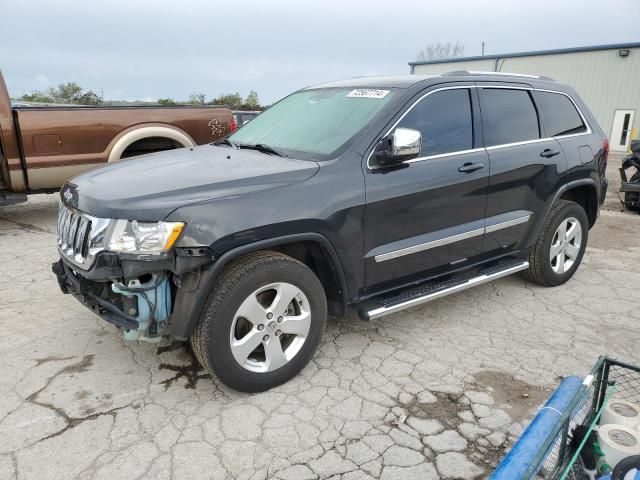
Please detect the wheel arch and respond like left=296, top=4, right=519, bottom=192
left=107, top=123, right=196, bottom=162
left=169, top=233, right=349, bottom=339
left=528, top=178, right=599, bottom=249
left=558, top=183, right=599, bottom=228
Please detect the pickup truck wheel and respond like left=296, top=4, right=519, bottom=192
left=524, top=200, right=588, bottom=287
left=191, top=251, right=327, bottom=393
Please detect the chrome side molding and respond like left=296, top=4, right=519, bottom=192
left=484, top=215, right=530, bottom=233
left=374, top=228, right=484, bottom=263
left=366, top=261, right=529, bottom=320
left=374, top=214, right=531, bottom=263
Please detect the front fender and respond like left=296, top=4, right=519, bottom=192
left=168, top=232, right=349, bottom=338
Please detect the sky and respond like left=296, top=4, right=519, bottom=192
left=1, top=0, right=639, bottom=105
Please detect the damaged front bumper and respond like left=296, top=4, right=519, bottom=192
left=52, top=247, right=215, bottom=342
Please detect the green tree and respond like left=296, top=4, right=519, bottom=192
left=73, top=90, right=102, bottom=105
left=157, top=98, right=177, bottom=106
left=245, top=90, right=260, bottom=109
left=210, top=92, right=243, bottom=107
left=20, top=91, right=54, bottom=103
left=189, top=92, right=207, bottom=105
left=53, top=82, right=83, bottom=102
left=20, top=81, right=101, bottom=105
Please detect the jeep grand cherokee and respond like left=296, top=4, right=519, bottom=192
left=53, top=72, right=608, bottom=392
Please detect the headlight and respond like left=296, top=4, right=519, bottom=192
left=107, top=220, right=184, bottom=254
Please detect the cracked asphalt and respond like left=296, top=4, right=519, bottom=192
left=1, top=159, right=639, bottom=479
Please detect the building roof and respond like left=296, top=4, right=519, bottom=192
left=409, top=42, right=640, bottom=67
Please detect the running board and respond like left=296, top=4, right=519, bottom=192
left=360, top=260, right=529, bottom=321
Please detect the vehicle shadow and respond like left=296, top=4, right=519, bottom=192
left=0, top=193, right=59, bottom=234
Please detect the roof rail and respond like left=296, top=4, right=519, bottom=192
left=442, top=70, right=555, bottom=81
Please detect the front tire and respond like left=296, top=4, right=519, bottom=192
left=524, top=200, right=589, bottom=287
left=191, top=251, right=327, bottom=393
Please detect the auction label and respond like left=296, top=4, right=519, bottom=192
left=347, top=89, right=390, bottom=99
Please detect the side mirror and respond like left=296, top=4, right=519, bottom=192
left=374, top=128, right=422, bottom=165
left=631, top=139, right=640, bottom=155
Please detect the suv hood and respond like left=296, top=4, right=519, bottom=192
left=63, top=145, right=319, bottom=220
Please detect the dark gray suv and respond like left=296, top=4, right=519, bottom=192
left=53, top=72, right=608, bottom=392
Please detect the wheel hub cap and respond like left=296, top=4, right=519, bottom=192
left=229, top=282, right=311, bottom=373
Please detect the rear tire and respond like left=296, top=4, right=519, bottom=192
left=191, top=251, right=327, bottom=393
left=524, top=200, right=588, bottom=287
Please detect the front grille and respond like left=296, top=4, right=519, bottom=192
left=57, top=203, right=94, bottom=266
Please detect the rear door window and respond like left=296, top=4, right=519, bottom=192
left=397, top=88, right=473, bottom=157
left=532, top=91, right=587, bottom=137
left=480, top=89, right=540, bottom=147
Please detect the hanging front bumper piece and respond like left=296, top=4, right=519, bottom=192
left=52, top=259, right=172, bottom=343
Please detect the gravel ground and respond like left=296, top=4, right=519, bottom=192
left=0, top=174, right=639, bottom=479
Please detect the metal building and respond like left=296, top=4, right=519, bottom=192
left=409, top=42, right=640, bottom=152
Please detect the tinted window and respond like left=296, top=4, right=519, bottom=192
left=533, top=91, right=586, bottom=137
left=398, top=89, right=473, bottom=157
left=481, top=89, right=540, bottom=146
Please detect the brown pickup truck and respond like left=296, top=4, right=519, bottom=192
left=0, top=70, right=233, bottom=205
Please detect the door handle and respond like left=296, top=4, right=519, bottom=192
left=458, top=162, right=484, bottom=173
left=540, top=148, right=561, bottom=158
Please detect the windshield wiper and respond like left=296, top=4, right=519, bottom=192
left=237, top=143, right=287, bottom=157
left=213, top=138, right=239, bottom=148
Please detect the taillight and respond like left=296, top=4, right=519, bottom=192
left=230, top=115, right=237, bottom=133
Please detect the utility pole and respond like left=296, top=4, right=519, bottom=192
left=482, top=42, right=485, bottom=56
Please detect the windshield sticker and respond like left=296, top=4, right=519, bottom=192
left=347, top=89, right=390, bottom=99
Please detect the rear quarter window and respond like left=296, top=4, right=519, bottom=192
left=532, top=91, right=587, bottom=137
left=480, top=89, right=540, bottom=147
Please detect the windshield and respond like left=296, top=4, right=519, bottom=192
left=228, top=87, right=397, bottom=160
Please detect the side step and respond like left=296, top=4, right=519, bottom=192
left=360, top=259, right=529, bottom=320
left=0, top=191, right=27, bottom=207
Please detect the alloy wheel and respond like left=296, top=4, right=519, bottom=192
left=229, top=282, right=311, bottom=373
left=550, top=216, right=582, bottom=274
